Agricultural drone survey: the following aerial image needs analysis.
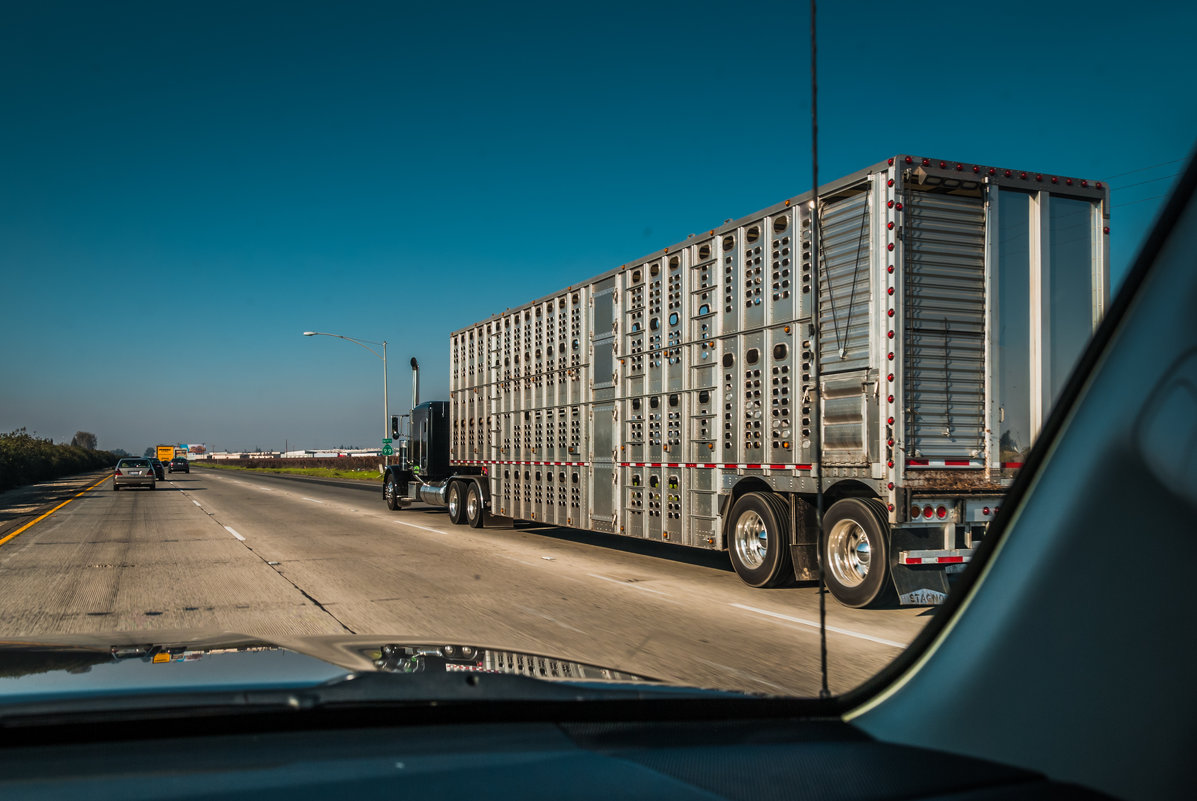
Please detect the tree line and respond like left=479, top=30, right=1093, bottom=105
left=0, top=429, right=117, bottom=493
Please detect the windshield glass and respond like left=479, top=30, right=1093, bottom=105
left=0, top=0, right=1190, bottom=703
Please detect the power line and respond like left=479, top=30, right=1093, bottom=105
left=1111, top=173, right=1179, bottom=191
left=1112, top=193, right=1169, bottom=208
left=1103, top=159, right=1184, bottom=180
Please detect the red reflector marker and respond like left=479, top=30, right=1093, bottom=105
left=923, top=505, right=934, bottom=518
left=936, top=506, right=947, bottom=519
left=983, top=507, right=990, bottom=515
left=905, top=156, right=913, bottom=164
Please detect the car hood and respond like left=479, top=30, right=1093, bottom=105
left=0, top=631, right=737, bottom=713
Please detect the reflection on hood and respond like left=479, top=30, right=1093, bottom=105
left=0, top=633, right=659, bottom=705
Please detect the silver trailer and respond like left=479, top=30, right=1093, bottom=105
left=437, top=155, right=1109, bottom=607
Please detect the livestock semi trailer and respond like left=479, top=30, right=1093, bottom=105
left=383, top=154, right=1109, bottom=607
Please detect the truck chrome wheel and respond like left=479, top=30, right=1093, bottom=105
left=826, top=519, right=871, bottom=588
left=821, top=498, right=894, bottom=608
left=384, top=476, right=400, bottom=511
left=733, top=510, right=769, bottom=570
left=465, top=484, right=484, bottom=528
left=447, top=482, right=466, bottom=524
left=726, top=492, right=792, bottom=588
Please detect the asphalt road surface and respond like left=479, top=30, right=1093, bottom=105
left=0, top=467, right=937, bottom=696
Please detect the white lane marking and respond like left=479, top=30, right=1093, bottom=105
left=301, top=497, right=325, bottom=504
left=192, top=500, right=202, bottom=507
left=728, top=603, right=906, bottom=648
left=495, top=553, right=544, bottom=568
left=393, top=519, right=447, bottom=535
left=224, top=526, right=246, bottom=541
left=513, top=604, right=588, bottom=635
left=587, top=573, right=672, bottom=597
left=690, top=655, right=794, bottom=695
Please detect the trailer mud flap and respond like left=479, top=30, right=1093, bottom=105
left=890, top=562, right=951, bottom=606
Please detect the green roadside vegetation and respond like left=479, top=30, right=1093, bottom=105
left=194, top=461, right=382, bottom=483
left=0, top=429, right=116, bottom=493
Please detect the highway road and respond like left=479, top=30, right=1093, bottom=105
left=0, top=467, right=936, bottom=696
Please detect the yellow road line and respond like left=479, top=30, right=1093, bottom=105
left=0, top=475, right=111, bottom=548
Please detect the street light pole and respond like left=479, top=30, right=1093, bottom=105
left=303, top=331, right=391, bottom=466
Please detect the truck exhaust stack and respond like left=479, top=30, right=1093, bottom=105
left=411, top=357, right=419, bottom=409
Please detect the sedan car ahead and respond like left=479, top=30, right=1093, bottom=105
left=150, top=459, right=166, bottom=480
left=113, top=458, right=156, bottom=490
left=169, top=457, right=189, bottom=473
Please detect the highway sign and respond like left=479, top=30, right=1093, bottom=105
left=381, top=445, right=394, bottom=456
left=383, top=438, right=393, bottom=444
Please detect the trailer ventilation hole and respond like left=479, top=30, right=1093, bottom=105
left=669, top=312, right=679, bottom=326
left=698, top=303, right=710, bottom=315
left=698, top=390, right=710, bottom=404
left=650, top=318, right=660, bottom=330
left=746, top=225, right=761, bottom=243
left=722, top=353, right=735, bottom=367
left=572, top=473, right=579, bottom=484
left=632, top=398, right=641, bottom=410
left=698, top=243, right=712, bottom=260
left=773, top=215, right=789, bottom=234
left=669, top=255, right=680, bottom=270
left=722, top=234, right=736, bottom=251
left=650, top=476, right=660, bottom=488
left=632, top=269, right=642, bottom=283
left=746, top=348, right=760, bottom=364
left=650, top=396, right=660, bottom=409
left=650, top=262, right=660, bottom=277
left=773, top=343, right=788, bottom=360
left=669, top=394, right=679, bottom=407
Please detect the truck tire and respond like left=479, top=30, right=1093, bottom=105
left=447, top=481, right=466, bottom=525
left=465, top=482, right=485, bottom=528
left=821, top=497, right=895, bottom=608
left=727, top=491, right=793, bottom=588
left=384, top=475, right=400, bottom=511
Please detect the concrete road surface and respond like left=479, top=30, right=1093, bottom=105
left=0, top=467, right=937, bottom=696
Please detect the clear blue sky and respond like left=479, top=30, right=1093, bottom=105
left=1, top=0, right=1192, bottom=454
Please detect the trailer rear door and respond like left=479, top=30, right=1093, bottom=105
left=903, top=189, right=987, bottom=462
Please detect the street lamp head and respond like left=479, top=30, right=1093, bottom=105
left=302, top=331, right=316, bottom=336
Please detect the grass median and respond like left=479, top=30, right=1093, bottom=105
left=194, top=461, right=383, bottom=483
